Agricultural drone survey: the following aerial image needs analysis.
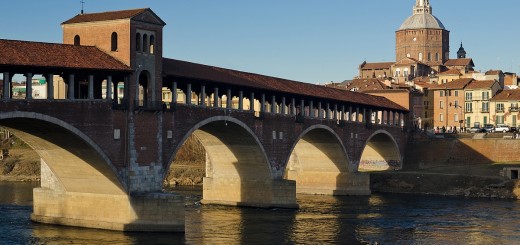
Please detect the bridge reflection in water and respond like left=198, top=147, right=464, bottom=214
left=2, top=183, right=520, bottom=244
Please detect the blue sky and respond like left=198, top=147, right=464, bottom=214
left=1, top=0, right=520, bottom=84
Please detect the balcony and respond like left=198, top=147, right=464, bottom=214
left=496, top=109, right=505, bottom=113
left=481, top=109, right=489, bottom=113
left=465, top=109, right=473, bottom=113
left=510, top=107, right=519, bottom=112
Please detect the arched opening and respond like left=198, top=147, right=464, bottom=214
left=285, top=127, right=354, bottom=195
left=0, top=115, right=125, bottom=194
left=359, top=131, right=402, bottom=172
left=74, top=35, right=80, bottom=46
left=111, top=32, right=118, bottom=52
left=165, top=117, right=296, bottom=208
left=142, top=34, right=148, bottom=53
left=138, top=70, right=150, bottom=107
left=149, top=35, right=155, bottom=54
left=135, top=33, right=141, bottom=52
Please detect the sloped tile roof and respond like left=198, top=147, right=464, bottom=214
left=431, top=78, right=473, bottom=90
left=444, top=58, right=474, bottom=67
left=465, top=80, right=496, bottom=90
left=438, top=69, right=461, bottom=75
left=0, top=39, right=131, bottom=71
left=491, top=89, right=520, bottom=101
left=163, top=59, right=407, bottom=111
left=485, top=70, right=502, bottom=75
left=345, top=78, right=389, bottom=92
left=62, top=8, right=165, bottom=25
left=360, top=62, right=394, bottom=70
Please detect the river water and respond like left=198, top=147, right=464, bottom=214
left=1, top=182, right=519, bottom=244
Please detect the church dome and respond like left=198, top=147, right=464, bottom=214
left=399, top=13, right=445, bottom=30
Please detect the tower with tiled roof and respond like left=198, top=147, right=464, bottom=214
left=396, top=0, right=449, bottom=71
left=62, top=8, right=166, bottom=108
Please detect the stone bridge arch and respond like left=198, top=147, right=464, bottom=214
left=285, top=125, right=369, bottom=195
left=359, top=130, right=403, bottom=172
left=167, top=116, right=297, bottom=208
left=0, top=111, right=126, bottom=193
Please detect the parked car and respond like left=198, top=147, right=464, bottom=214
left=483, top=124, right=495, bottom=133
left=510, top=126, right=518, bottom=133
left=468, top=127, right=486, bottom=133
left=495, top=124, right=510, bottom=133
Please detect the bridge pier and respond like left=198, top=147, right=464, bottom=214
left=201, top=177, right=298, bottom=209
left=286, top=171, right=371, bottom=196
left=31, top=159, right=185, bottom=232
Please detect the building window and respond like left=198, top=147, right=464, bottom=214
left=496, top=115, right=504, bottom=124
left=440, top=91, right=444, bottom=97
left=435, top=53, right=439, bottom=61
left=74, top=35, right=80, bottom=46
left=482, top=102, right=489, bottom=112
left=419, top=53, right=423, bottom=61
left=136, top=33, right=141, bottom=51
left=440, top=101, right=444, bottom=109
left=455, top=91, right=458, bottom=97
left=465, top=92, right=472, bottom=101
left=465, top=102, right=472, bottom=113
left=454, top=100, right=459, bottom=107
left=440, top=113, right=444, bottom=122
left=111, top=32, right=118, bottom=51
left=143, top=34, right=148, bottom=53
left=149, top=35, right=155, bottom=54
left=454, top=113, right=459, bottom=122
left=428, top=52, right=431, bottom=61
left=482, top=91, right=489, bottom=100
left=496, top=103, right=504, bottom=112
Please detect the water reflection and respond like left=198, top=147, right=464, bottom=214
left=0, top=182, right=519, bottom=244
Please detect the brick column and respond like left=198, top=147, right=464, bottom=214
left=26, top=73, right=33, bottom=99
left=68, top=74, right=75, bottom=100
left=3, top=72, right=10, bottom=100
left=186, top=83, right=192, bottom=105
left=88, top=75, right=94, bottom=100
left=106, top=76, right=112, bottom=101
left=46, top=74, right=54, bottom=100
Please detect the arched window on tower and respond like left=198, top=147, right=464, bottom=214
left=149, top=35, right=155, bottom=54
left=428, top=53, right=431, bottom=61
left=435, top=53, right=439, bottom=61
left=143, top=34, right=148, bottom=53
left=111, top=32, right=118, bottom=51
left=74, top=35, right=80, bottom=46
left=136, top=33, right=141, bottom=52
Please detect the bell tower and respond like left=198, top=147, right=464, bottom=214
left=62, top=8, right=166, bottom=109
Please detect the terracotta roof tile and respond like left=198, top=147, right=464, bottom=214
left=62, top=8, right=149, bottom=24
left=345, top=78, right=389, bottom=92
left=444, top=58, right=474, bottom=67
left=485, top=70, right=502, bottom=75
left=438, top=69, right=461, bottom=75
left=491, top=89, right=520, bottom=101
left=360, top=62, right=394, bottom=70
left=431, top=78, right=473, bottom=90
left=465, top=80, right=496, bottom=90
left=163, top=59, right=407, bottom=111
left=0, top=39, right=131, bottom=71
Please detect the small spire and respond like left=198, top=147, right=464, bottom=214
left=80, top=0, right=85, bottom=14
left=457, top=42, right=467, bottom=59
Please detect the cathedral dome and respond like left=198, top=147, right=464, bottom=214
left=399, top=13, right=445, bottom=30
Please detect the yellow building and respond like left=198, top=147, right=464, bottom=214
left=463, top=80, right=501, bottom=127
left=489, top=89, right=520, bottom=127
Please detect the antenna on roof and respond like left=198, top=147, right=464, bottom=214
left=80, top=0, right=85, bottom=14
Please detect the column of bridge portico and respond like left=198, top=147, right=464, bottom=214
left=25, top=73, right=33, bottom=99
left=67, top=74, right=75, bottom=100
left=45, top=74, right=54, bottom=100
left=3, top=72, right=11, bottom=100
left=106, top=76, right=112, bottom=102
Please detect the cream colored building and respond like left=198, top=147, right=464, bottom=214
left=489, top=89, right=520, bottom=127
left=463, top=80, right=501, bottom=127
